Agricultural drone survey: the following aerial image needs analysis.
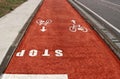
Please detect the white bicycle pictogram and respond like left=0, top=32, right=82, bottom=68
left=69, top=20, right=88, bottom=32
left=36, top=19, right=52, bottom=32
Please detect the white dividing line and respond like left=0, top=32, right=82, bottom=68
left=2, top=74, right=68, bottom=79
left=100, top=0, right=120, bottom=13
left=101, top=0, right=120, bottom=7
left=75, top=0, right=120, bottom=33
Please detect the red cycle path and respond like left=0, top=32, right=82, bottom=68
left=5, top=0, right=120, bottom=79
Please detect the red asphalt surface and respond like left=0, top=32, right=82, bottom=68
left=5, top=0, right=120, bottom=79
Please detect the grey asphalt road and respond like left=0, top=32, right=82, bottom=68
left=76, top=0, right=120, bottom=36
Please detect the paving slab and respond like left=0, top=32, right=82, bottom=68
left=0, top=0, right=43, bottom=65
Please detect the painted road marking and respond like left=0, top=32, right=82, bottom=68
left=4, top=0, right=120, bottom=79
left=69, top=20, right=88, bottom=32
left=101, top=0, right=120, bottom=7
left=75, top=0, right=120, bottom=33
left=16, top=49, right=63, bottom=57
left=100, top=0, right=120, bottom=13
left=2, top=74, right=68, bottom=79
left=36, top=18, right=52, bottom=32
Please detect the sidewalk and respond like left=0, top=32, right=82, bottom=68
left=0, top=0, right=43, bottom=66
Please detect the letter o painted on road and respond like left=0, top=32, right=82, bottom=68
left=29, top=49, right=38, bottom=57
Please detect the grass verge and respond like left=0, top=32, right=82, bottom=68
left=0, top=0, right=27, bottom=17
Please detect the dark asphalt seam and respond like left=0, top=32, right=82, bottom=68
left=0, top=0, right=44, bottom=77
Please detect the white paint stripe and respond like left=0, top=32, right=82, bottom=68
left=75, top=0, right=120, bottom=33
left=2, top=74, right=68, bottom=79
left=100, top=0, right=120, bottom=13
left=101, top=0, right=120, bottom=7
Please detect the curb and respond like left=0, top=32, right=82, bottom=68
left=68, top=0, right=120, bottom=59
left=0, top=0, right=44, bottom=76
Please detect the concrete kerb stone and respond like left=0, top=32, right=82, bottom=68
left=0, top=0, right=43, bottom=75
left=68, top=0, right=120, bottom=59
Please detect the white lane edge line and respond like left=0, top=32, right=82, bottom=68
left=1, top=74, right=68, bottom=79
left=101, top=0, right=120, bottom=7
left=75, top=0, right=120, bottom=33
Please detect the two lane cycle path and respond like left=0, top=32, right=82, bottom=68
left=2, top=0, right=120, bottom=79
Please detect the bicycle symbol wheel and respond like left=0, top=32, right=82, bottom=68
left=46, top=19, right=52, bottom=24
left=44, top=19, right=52, bottom=26
left=36, top=19, right=44, bottom=26
left=69, top=26, right=77, bottom=32
left=78, top=26, right=88, bottom=32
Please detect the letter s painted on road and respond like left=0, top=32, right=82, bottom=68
left=55, top=49, right=63, bottom=57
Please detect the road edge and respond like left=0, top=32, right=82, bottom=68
left=68, top=0, right=120, bottom=59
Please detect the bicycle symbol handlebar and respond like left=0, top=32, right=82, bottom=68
left=36, top=19, right=52, bottom=32
left=36, top=19, right=52, bottom=26
left=36, top=19, right=88, bottom=33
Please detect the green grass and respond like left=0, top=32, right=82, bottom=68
left=0, top=0, right=27, bottom=17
